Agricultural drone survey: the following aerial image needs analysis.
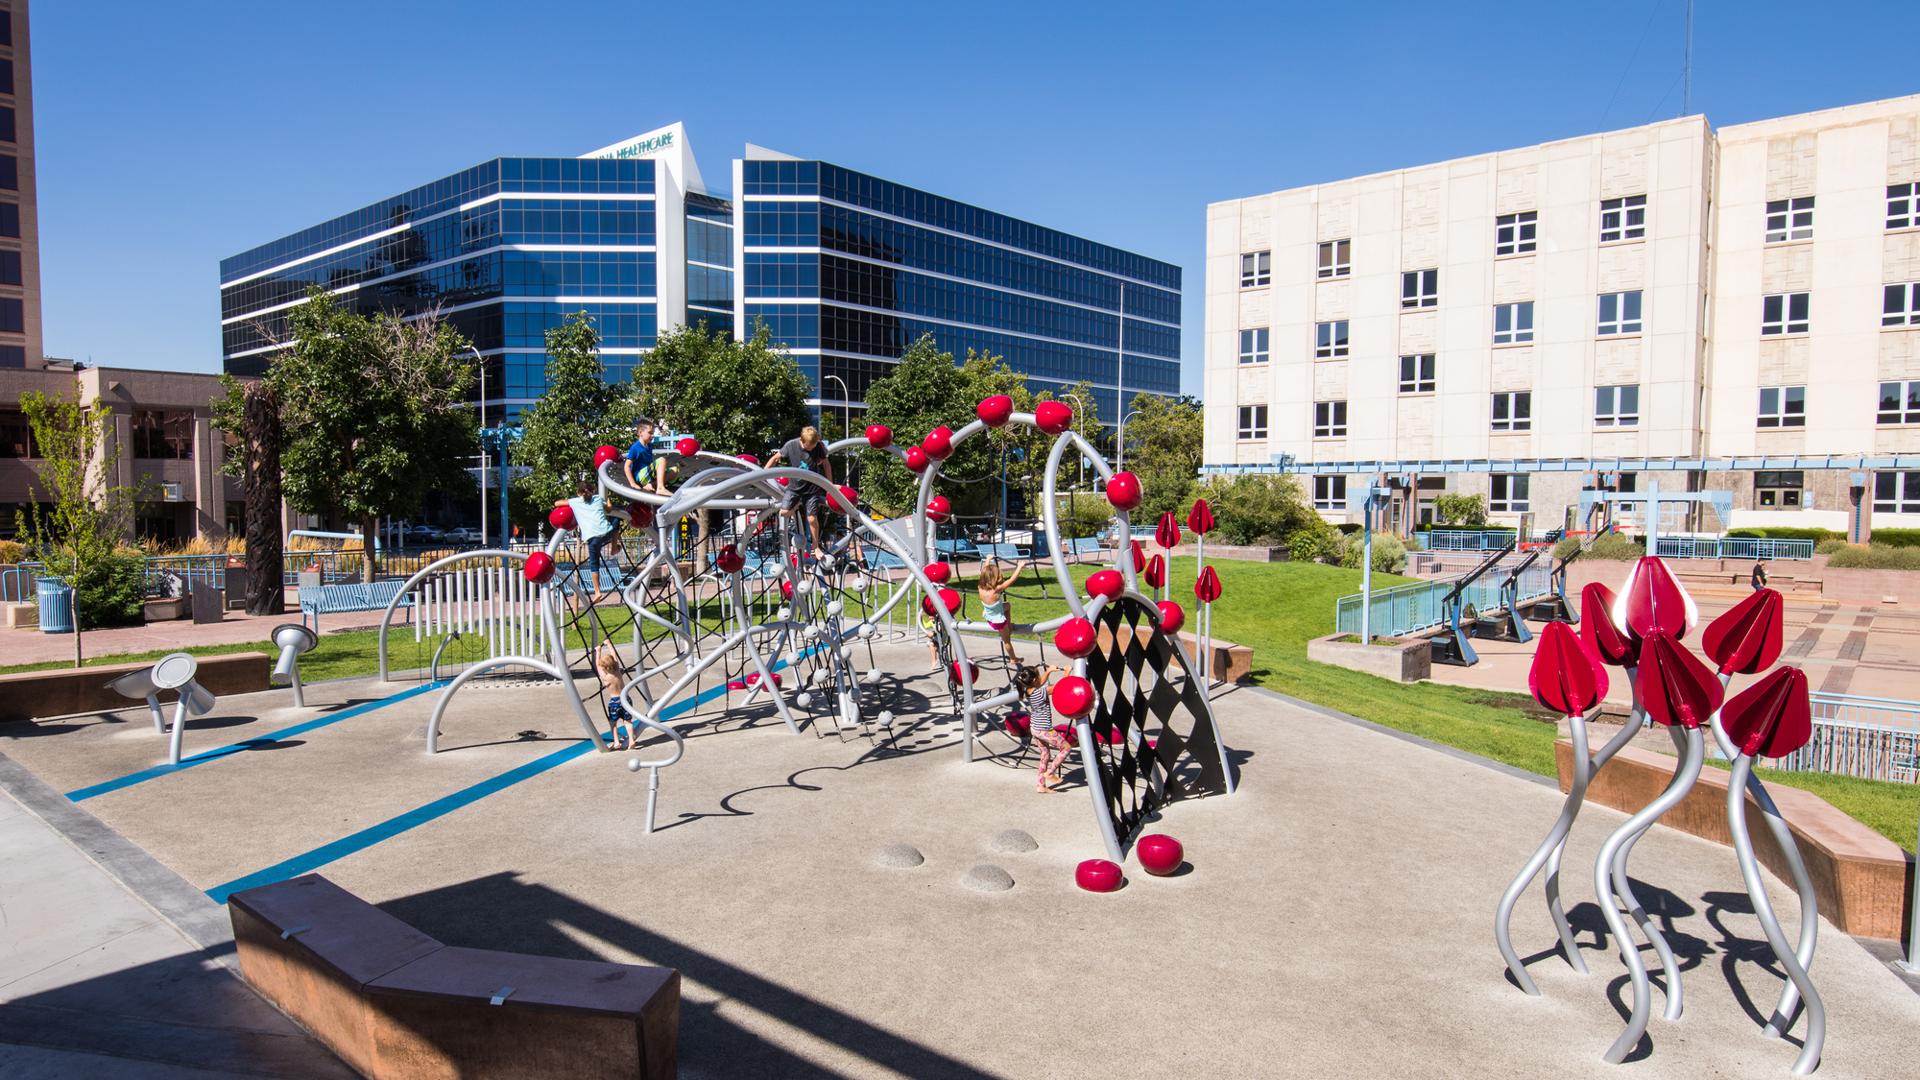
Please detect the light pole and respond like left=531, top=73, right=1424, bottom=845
left=1114, top=282, right=1126, bottom=474
left=468, top=345, right=489, bottom=547
left=1061, top=391, right=1089, bottom=489
left=821, top=373, right=852, bottom=483
left=1115, top=408, right=1142, bottom=471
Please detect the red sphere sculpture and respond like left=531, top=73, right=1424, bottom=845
left=1003, top=711, right=1032, bottom=736
left=926, top=495, right=952, bottom=522
left=1035, top=400, right=1074, bottom=435
left=903, top=446, right=930, bottom=473
left=865, top=423, right=893, bottom=448
left=627, top=503, right=655, bottom=528
left=976, top=394, right=1015, bottom=428
left=1051, top=675, right=1096, bottom=718
left=1136, top=834, right=1184, bottom=876
left=523, top=551, right=555, bottom=584
left=780, top=580, right=794, bottom=600
left=949, top=660, right=980, bottom=685
left=1086, top=569, right=1125, bottom=600
left=593, top=444, right=621, bottom=469
left=1156, top=600, right=1186, bottom=634
left=548, top=504, right=577, bottom=531
left=1075, top=858, right=1123, bottom=893
left=1054, top=616, right=1098, bottom=658
left=737, top=452, right=760, bottom=466
left=1106, top=471, right=1144, bottom=512
left=937, top=587, right=963, bottom=615
left=715, top=544, right=745, bottom=574
left=835, top=485, right=860, bottom=513
left=675, top=436, right=701, bottom=458
left=922, top=426, right=954, bottom=461
left=924, top=561, right=953, bottom=584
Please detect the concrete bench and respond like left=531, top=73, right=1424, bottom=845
left=230, top=874, right=679, bottom=1079
left=299, top=580, right=412, bottom=633
left=1554, top=739, right=1913, bottom=940
left=0, top=652, right=271, bottom=724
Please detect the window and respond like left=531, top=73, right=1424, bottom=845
left=1313, top=475, right=1347, bottom=511
left=1313, top=400, right=1348, bottom=437
left=1755, top=470, right=1806, bottom=509
left=0, top=410, right=34, bottom=457
left=1594, top=384, right=1640, bottom=427
left=1240, top=250, right=1271, bottom=288
left=1597, top=290, right=1642, bottom=335
left=1315, top=320, right=1349, bottom=358
left=1490, top=474, right=1530, bottom=512
left=0, top=202, right=18, bottom=238
left=1876, top=471, right=1920, bottom=513
left=1885, top=282, right=1920, bottom=327
left=1238, top=327, right=1270, bottom=365
left=0, top=107, right=15, bottom=144
left=0, top=249, right=17, bottom=287
left=131, top=411, right=197, bottom=460
left=1880, top=381, right=1920, bottom=425
left=1491, top=391, right=1532, bottom=432
left=1401, top=268, right=1438, bottom=308
left=1317, top=239, right=1351, bottom=279
left=0, top=297, right=20, bottom=333
left=1493, top=301, right=1534, bottom=345
left=1495, top=211, right=1537, bottom=256
left=1762, top=292, right=1810, bottom=336
left=1892, top=183, right=1920, bottom=230
left=1236, top=404, right=1268, bottom=440
left=0, top=155, right=15, bottom=193
left=1398, top=353, right=1436, bottom=393
left=0, top=61, right=12, bottom=97
left=0, top=345, right=22, bottom=369
left=1757, top=385, right=1806, bottom=428
left=1600, top=195, right=1647, bottom=242
left=1766, top=196, right=1815, bottom=242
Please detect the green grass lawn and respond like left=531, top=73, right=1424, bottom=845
left=9, top=557, right=1916, bottom=848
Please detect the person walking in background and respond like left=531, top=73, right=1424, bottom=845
left=1751, top=559, right=1770, bottom=592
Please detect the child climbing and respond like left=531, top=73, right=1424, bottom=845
left=595, top=644, right=637, bottom=749
left=1015, top=663, right=1071, bottom=792
left=977, top=557, right=1023, bottom=661
left=561, top=485, right=623, bottom=605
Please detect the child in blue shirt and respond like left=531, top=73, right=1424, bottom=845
left=561, top=485, right=623, bottom=604
left=623, top=416, right=667, bottom=495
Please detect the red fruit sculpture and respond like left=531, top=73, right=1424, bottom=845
left=1051, top=675, right=1096, bottom=718
left=925, top=495, right=952, bottom=522
left=523, top=551, right=555, bottom=584
left=1155, top=510, right=1181, bottom=550
left=1721, top=666, right=1814, bottom=759
left=1579, top=582, right=1638, bottom=667
left=1075, top=858, right=1123, bottom=893
left=1528, top=620, right=1609, bottom=716
left=675, top=436, right=701, bottom=458
left=548, top=504, right=576, bottom=531
left=1035, top=400, right=1074, bottom=434
left=1186, top=498, right=1216, bottom=536
left=1086, top=569, right=1125, bottom=599
left=1136, top=834, right=1184, bottom=876
left=593, top=444, right=621, bottom=468
left=1156, top=600, right=1186, bottom=634
left=1636, top=632, right=1724, bottom=729
left=864, top=423, right=893, bottom=448
left=1702, top=587, right=1785, bottom=676
left=976, top=395, right=1014, bottom=427
left=1054, top=616, right=1098, bottom=658
left=1194, top=565, right=1223, bottom=604
left=1106, top=471, right=1144, bottom=511
left=922, top=426, right=954, bottom=460
left=903, top=446, right=930, bottom=473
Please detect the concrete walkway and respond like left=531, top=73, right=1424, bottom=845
left=3, top=605, right=394, bottom=667
left=0, top=757, right=354, bottom=1078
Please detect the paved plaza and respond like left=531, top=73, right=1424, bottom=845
left=3, top=637, right=1918, bottom=1078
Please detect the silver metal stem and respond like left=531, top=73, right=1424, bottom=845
left=1496, top=714, right=1592, bottom=993
left=1728, top=755, right=1825, bottom=1075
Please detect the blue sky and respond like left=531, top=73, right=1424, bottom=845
left=31, top=1, right=1919, bottom=392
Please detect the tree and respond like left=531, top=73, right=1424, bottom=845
left=212, top=375, right=288, bottom=614
left=1434, top=493, right=1489, bottom=527
left=223, top=287, right=478, bottom=581
left=628, top=322, right=812, bottom=460
left=1116, top=393, right=1202, bottom=522
left=512, top=311, right=633, bottom=509
left=1202, top=473, right=1324, bottom=547
left=17, top=385, right=147, bottom=636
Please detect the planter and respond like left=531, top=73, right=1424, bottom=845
left=1306, top=633, right=1431, bottom=683
left=143, top=596, right=190, bottom=622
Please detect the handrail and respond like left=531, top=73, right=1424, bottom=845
left=1442, top=540, right=1517, bottom=603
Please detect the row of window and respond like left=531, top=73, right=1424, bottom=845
left=2, top=410, right=198, bottom=460
left=1303, top=472, right=1920, bottom=517
left=1250, top=185, right=1920, bottom=291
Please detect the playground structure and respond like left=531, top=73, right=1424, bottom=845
left=368, top=395, right=1235, bottom=860
left=1494, top=555, right=1825, bottom=1075
left=103, top=652, right=218, bottom=766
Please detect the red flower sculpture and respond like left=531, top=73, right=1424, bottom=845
left=1144, top=553, right=1167, bottom=590
left=1528, top=621, right=1609, bottom=716
left=1701, top=587, right=1785, bottom=676
left=1580, top=582, right=1639, bottom=667
left=1194, top=565, right=1223, bottom=603
left=1186, top=498, right=1216, bottom=536
left=1613, top=556, right=1698, bottom=641
left=1635, top=632, right=1724, bottom=729
left=1721, top=666, right=1813, bottom=759
left=1155, top=511, right=1181, bottom=550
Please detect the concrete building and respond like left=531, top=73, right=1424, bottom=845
left=1205, top=94, right=1920, bottom=536
left=1, top=0, right=42, bottom=371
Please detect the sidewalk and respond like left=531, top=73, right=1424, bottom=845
left=4, top=606, right=393, bottom=668
left=0, top=755, right=355, bottom=1078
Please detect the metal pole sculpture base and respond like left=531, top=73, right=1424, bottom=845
left=1605, top=724, right=1690, bottom=1025
left=1728, top=754, right=1825, bottom=1076
left=1595, top=725, right=1704, bottom=1064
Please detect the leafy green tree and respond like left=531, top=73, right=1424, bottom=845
left=1434, top=492, right=1489, bottom=527
left=17, top=385, right=147, bottom=635
left=223, top=287, right=478, bottom=581
left=1202, top=473, right=1324, bottom=548
left=628, top=322, right=813, bottom=460
left=512, top=311, right=633, bottom=510
left=1117, top=392, right=1202, bottom=522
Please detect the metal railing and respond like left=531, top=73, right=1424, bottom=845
left=1415, top=529, right=1518, bottom=552
left=1333, top=557, right=1553, bottom=638
left=1654, top=536, right=1816, bottom=561
left=1, top=565, right=37, bottom=603
left=1770, top=693, right=1920, bottom=784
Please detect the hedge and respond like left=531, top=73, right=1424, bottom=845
left=1825, top=544, right=1920, bottom=570
left=1726, top=527, right=1844, bottom=542
left=1868, top=528, right=1920, bottom=549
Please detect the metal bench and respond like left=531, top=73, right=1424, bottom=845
left=300, top=579, right=412, bottom=633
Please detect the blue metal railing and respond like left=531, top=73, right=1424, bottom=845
left=1333, top=558, right=1553, bottom=638
left=1653, top=536, right=1815, bottom=561
left=1, top=565, right=37, bottom=603
left=1415, top=529, right=1518, bottom=552
left=1771, top=693, right=1920, bottom=784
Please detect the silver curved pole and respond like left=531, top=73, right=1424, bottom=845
left=1541, top=666, right=1644, bottom=976
left=1597, top=724, right=1704, bottom=1065
left=377, top=547, right=525, bottom=681
left=1607, top=722, right=1688, bottom=1024
left=424, top=653, right=604, bottom=754
left=1496, top=712, right=1593, bottom=994
left=1727, top=752, right=1825, bottom=1075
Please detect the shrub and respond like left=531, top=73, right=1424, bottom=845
left=0, top=538, right=24, bottom=564
left=73, top=550, right=148, bottom=628
left=1825, top=544, right=1920, bottom=570
left=1286, top=517, right=1341, bottom=563
left=1336, top=531, right=1407, bottom=573
left=1815, top=538, right=1849, bottom=554
left=1869, top=528, right=1920, bottom=549
left=1555, top=532, right=1644, bottom=561
left=1204, top=474, right=1320, bottom=546
left=1433, top=493, right=1488, bottom=527
left=1726, top=526, right=1843, bottom=542
left=1057, top=493, right=1112, bottom=540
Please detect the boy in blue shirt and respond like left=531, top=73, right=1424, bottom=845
left=623, top=416, right=667, bottom=495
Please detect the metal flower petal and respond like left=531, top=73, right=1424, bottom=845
left=1635, top=631, right=1723, bottom=729
left=1529, top=620, right=1609, bottom=716
left=1701, top=587, right=1785, bottom=675
left=1721, top=666, right=1813, bottom=759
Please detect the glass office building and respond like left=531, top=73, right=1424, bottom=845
left=221, top=125, right=1178, bottom=423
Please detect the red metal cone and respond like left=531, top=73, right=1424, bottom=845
left=1635, top=632, right=1724, bottom=729
left=1721, top=666, right=1813, bottom=758
left=1186, top=498, right=1216, bottom=536
left=1613, top=556, right=1699, bottom=641
left=1144, top=553, right=1167, bottom=590
left=1130, top=539, right=1147, bottom=573
left=1194, top=565, right=1223, bottom=603
left=1529, top=621, right=1609, bottom=716
left=1580, top=582, right=1639, bottom=667
left=1155, top=511, right=1181, bottom=550
left=1701, top=587, right=1786, bottom=675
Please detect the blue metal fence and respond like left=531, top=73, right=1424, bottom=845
left=1414, top=529, right=1518, bottom=552
left=1334, top=559, right=1553, bottom=638
left=1772, top=693, right=1920, bottom=783
left=1653, top=536, right=1815, bottom=561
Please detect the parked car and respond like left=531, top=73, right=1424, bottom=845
left=445, top=527, right=483, bottom=544
left=406, top=524, right=443, bottom=544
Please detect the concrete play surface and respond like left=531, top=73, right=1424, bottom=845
left=5, top=638, right=1918, bottom=1078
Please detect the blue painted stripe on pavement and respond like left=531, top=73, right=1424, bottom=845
left=205, top=651, right=812, bottom=904
left=66, top=681, right=448, bottom=803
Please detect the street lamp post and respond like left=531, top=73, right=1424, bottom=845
left=468, top=345, right=489, bottom=547
left=1060, top=391, right=1089, bottom=490
left=1114, top=282, right=1126, bottom=475
left=821, top=374, right=852, bottom=483
left=1115, top=408, right=1142, bottom=471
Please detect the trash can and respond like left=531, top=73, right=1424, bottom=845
left=37, top=577, right=74, bottom=633
left=225, top=556, right=248, bottom=610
